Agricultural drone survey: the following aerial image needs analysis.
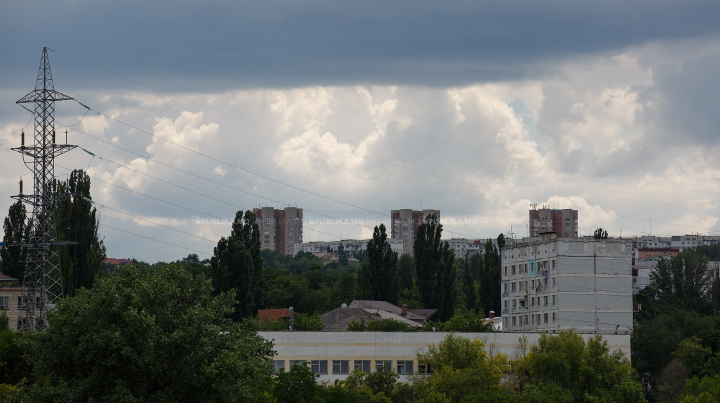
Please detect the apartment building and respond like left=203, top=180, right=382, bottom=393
left=632, top=235, right=720, bottom=250
left=253, top=207, right=303, bottom=255
left=529, top=207, right=578, bottom=237
left=448, top=238, right=485, bottom=258
left=390, top=209, right=440, bottom=255
left=0, top=274, right=24, bottom=331
left=295, top=239, right=369, bottom=255
left=501, top=234, right=632, bottom=334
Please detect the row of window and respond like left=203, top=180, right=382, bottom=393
left=505, top=294, right=556, bottom=309
left=506, top=277, right=556, bottom=293
left=271, top=360, right=416, bottom=375
left=506, top=260, right=556, bottom=276
left=507, top=312, right=556, bottom=326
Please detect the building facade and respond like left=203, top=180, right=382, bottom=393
left=260, top=331, right=630, bottom=383
left=390, top=209, right=440, bottom=255
left=448, top=238, right=485, bottom=258
left=501, top=235, right=632, bottom=334
left=529, top=207, right=578, bottom=237
left=254, top=207, right=303, bottom=255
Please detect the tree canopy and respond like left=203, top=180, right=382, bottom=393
left=24, top=264, right=275, bottom=402
left=414, top=215, right=455, bottom=322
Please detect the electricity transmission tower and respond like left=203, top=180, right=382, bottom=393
left=11, top=47, right=77, bottom=331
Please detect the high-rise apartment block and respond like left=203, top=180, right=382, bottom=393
left=529, top=207, right=578, bottom=237
left=253, top=207, right=303, bottom=255
left=390, top=209, right=440, bottom=254
left=501, top=234, right=632, bottom=334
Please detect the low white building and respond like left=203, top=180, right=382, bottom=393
left=501, top=234, right=633, bottom=334
left=260, top=331, right=631, bottom=383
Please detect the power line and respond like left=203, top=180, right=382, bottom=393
left=49, top=48, right=719, bottom=235
left=65, top=125, right=484, bottom=240
left=101, top=223, right=211, bottom=256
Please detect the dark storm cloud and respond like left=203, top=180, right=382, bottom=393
left=2, top=0, right=720, bottom=90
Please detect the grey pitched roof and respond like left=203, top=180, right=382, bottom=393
left=349, top=300, right=428, bottom=322
left=407, top=309, right=438, bottom=320
left=320, top=308, right=378, bottom=331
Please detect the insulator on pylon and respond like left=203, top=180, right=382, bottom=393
left=52, top=130, right=56, bottom=144
left=19, top=179, right=23, bottom=195
left=65, top=129, right=68, bottom=144
left=21, top=130, right=24, bottom=146
left=53, top=180, right=57, bottom=193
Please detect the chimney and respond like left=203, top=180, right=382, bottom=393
left=402, top=304, right=407, bottom=316
left=489, top=311, right=495, bottom=319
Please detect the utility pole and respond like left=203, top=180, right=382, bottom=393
left=11, top=47, right=77, bottom=331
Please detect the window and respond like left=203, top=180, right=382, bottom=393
left=537, top=314, right=541, bottom=324
left=418, top=363, right=433, bottom=374
left=376, top=361, right=392, bottom=372
left=272, top=360, right=285, bottom=373
left=397, top=361, right=414, bottom=374
left=333, top=360, right=350, bottom=375
left=524, top=315, right=528, bottom=325
left=552, top=295, right=556, bottom=305
left=525, top=281, right=528, bottom=290
left=311, top=360, right=328, bottom=374
left=511, top=282, right=516, bottom=292
left=504, top=300, right=508, bottom=310
left=512, top=299, right=516, bottom=308
left=504, top=266, right=508, bottom=275
left=354, top=360, right=371, bottom=373
left=544, top=313, right=549, bottom=323
left=511, top=265, right=516, bottom=275
left=531, top=280, right=535, bottom=289
left=552, top=312, right=556, bottom=322
left=512, top=317, right=516, bottom=326
left=0, top=297, right=8, bottom=310
left=531, top=315, right=535, bottom=324
left=291, top=360, right=307, bottom=368
left=519, top=282, right=523, bottom=291
left=544, top=296, right=548, bottom=306
left=504, top=283, right=508, bottom=293
left=552, top=277, right=556, bottom=287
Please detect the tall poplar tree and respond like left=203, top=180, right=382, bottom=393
left=54, top=170, right=106, bottom=296
left=479, top=239, right=500, bottom=317
left=0, top=201, right=31, bottom=280
left=357, top=224, right=399, bottom=304
left=211, top=210, right=264, bottom=320
left=414, top=214, right=456, bottom=321
left=462, top=255, right=478, bottom=313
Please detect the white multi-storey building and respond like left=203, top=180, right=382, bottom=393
left=501, top=234, right=633, bottom=334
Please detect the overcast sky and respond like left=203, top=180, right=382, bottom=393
left=2, top=1, right=720, bottom=262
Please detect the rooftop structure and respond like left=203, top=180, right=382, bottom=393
left=320, top=300, right=437, bottom=331
left=529, top=207, right=578, bottom=238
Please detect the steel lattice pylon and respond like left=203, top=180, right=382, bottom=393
left=11, top=47, right=77, bottom=331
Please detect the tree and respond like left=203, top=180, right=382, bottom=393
left=649, top=250, right=713, bottom=310
left=415, top=215, right=456, bottom=322
left=416, top=334, right=510, bottom=402
left=461, top=256, right=477, bottom=312
left=54, top=170, right=106, bottom=297
left=338, top=244, right=349, bottom=266
left=594, top=228, right=609, bottom=239
left=516, top=330, right=643, bottom=402
left=479, top=239, right=500, bottom=318
left=24, top=264, right=275, bottom=402
left=273, top=364, right=321, bottom=403
left=358, top=224, right=399, bottom=304
left=0, top=201, right=30, bottom=280
left=211, top=210, right=264, bottom=320
left=397, top=253, right=416, bottom=292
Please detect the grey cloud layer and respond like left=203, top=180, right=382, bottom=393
left=2, top=1, right=720, bottom=89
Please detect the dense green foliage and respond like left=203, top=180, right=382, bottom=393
left=54, top=170, right=107, bottom=297
left=211, top=210, right=264, bottom=320
left=414, top=215, right=456, bottom=322
left=0, top=201, right=30, bottom=281
left=358, top=224, right=399, bottom=304
left=22, top=264, right=275, bottom=402
left=517, top=331, right=644, bottom=402
left=632, top=247, right=720, bottom=402
left=0, top=170, right=106, bottom=292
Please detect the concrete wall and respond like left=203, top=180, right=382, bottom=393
left=260, top=331, right=631, bottom=383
